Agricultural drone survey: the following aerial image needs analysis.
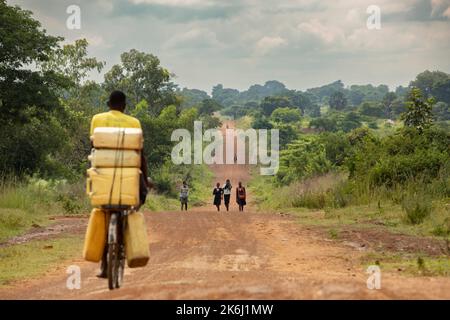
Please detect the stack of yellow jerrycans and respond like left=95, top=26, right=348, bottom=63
left=83, top=127, right=150, bottom=268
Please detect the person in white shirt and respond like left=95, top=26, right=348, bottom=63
left=180, top=181, right=189, bottom=211
left=223, top=179, right=232, bottom=211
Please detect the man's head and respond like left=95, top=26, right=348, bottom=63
left=108, top=91, right=126, bottom=112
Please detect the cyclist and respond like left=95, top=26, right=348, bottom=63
left=90, top=90, right=151, bottom=278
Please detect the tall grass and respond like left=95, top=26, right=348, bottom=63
left=0, top=176, right=89, bottom=241
left=250, top=166, right=450, bottom=236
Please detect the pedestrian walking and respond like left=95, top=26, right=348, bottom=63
left=212, top=182, right=223, bottom=211
left=236, top=181, right=246, bottom=212
left=223, top=179, right=232, bottom=211
left=180, top=181, right=189, bottom=211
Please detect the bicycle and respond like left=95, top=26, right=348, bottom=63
left=105, top=208, right=130, bottom=290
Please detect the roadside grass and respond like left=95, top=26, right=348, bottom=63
left=0, top=178, right=89, bottom=242
left=145, top=193, right=180, bottom=211
left=249, top=170, right=450, bottom=239
left=361, top=252, right=450, bottom=277
left=0, top=235, right=83, bottom=286
left=250, top=169, right=450, bottom=277
left=188, top=164, right=214, bottom=206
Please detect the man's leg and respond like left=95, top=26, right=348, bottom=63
left=97, top=244, right=108, bottom=278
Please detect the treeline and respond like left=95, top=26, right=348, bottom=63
left=180, top=71, right=450, bottom=127
left=0, top=1, right=220, bottom=197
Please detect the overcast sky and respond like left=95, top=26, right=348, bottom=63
left=8, top=0, right=450, bottom=93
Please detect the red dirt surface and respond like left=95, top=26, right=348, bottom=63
left=1, top=121, right=449, bottom=299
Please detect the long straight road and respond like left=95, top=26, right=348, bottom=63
left=1, top=121, right=449, bottom=299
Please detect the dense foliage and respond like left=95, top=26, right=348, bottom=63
left=0, top=1, right=221, bottom=186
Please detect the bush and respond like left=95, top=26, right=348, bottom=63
left=152, top=164, right=176, bottom=196
left=292, top=192, right=327, bottom=209
left=432, top=218, right=450, bottom=237
left=402, top=193, right=432, bottom=224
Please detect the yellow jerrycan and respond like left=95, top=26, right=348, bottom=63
left=83, top=208, right=107, bottom=262
left=88, top=149, right=141, bottom=168
left=91, top=127, right=143, bottom=150
left=86, top=167, right=141, bottom=207
left=125, top=212, right=150, bottom=268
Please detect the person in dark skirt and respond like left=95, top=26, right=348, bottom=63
left=236, top=181, right=246, bottom=212
left=223, top=179, right=232, bottom=211
left=213, top=182, right=223, bottom=211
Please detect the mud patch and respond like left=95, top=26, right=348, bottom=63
left=327, top=226, right=448, bottom=256
left=0, top=216, right=87, bottom=247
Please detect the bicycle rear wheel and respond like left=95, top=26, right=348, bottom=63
left=107, top=242, right=119, bottom=290
left=107, top=212, right=126, bottom=290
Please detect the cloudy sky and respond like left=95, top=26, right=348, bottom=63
left=8, top=0, right=450, bottom=92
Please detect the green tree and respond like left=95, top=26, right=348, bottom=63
left=0, top=0, right=66, bottom=125
left=198, top=98, right=222, bottom=115
left=329, top=91, right=348, bottom=110
left=103, top=49, right=178, bottom=115
left=0, top=1, right=71, bottom=175
left=402, top=88, right=435, bottom=133
left=271, top=107, right=302, bottom=123
left=259, top=96, right=291, bottom=116
left=433, top=102, right=450, bottom=121
left=382, top=92, right=397, bottom=117
left=211, top=84, right=239, bottom=107
left=178, top=88, right=209, bottom=109
left=252, top=114, right=273, bottom=129
left=359, top=101, right=385, bottom=118
left=410, top=70, right=449, bottom=98
left=309, top=117, right=338, bottom=132
left=341, top=112, right=362, bottom=132
left=41, top=39, right=104, bottom=87
left=288, top=91, right=312, bottom=113
left=222, top=105, right=247, bottom=119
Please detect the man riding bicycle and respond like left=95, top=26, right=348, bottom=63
left=90, top=90, right=151, bottom=278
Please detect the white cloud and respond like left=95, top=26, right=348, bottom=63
left=129, top=0, right=213, bottom=6
left=7, top=0, right=450, bottom=91
left=163, top=28, right=222, bottom=51
left=255, top=36, right=288, bottom=55
left=297, top=19, right=345, bottom=46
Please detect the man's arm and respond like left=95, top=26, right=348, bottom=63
left=141, top=150, right=151, bottom=189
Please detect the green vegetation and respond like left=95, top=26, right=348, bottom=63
left=0, top=235, right=83, bottom=286
left=362, top=253, right=450, bottom=277
left=249, top=84, right=450, bottom=249
left=0, top=178, right=89, bottom=241
left=1, top=0, right=450, bottom=285
left=0, top=1, right=219, bottom=243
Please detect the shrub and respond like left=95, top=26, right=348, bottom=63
left=152, top=165, right=176, bottom=196
left=292, top=192, right=326, bottom=209
left=0, top=209, right=27, bottom=228
left=402, top=193, right=432, bottom=224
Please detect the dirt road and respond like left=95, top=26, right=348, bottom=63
left=1, top=121, right=450, bottom=299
